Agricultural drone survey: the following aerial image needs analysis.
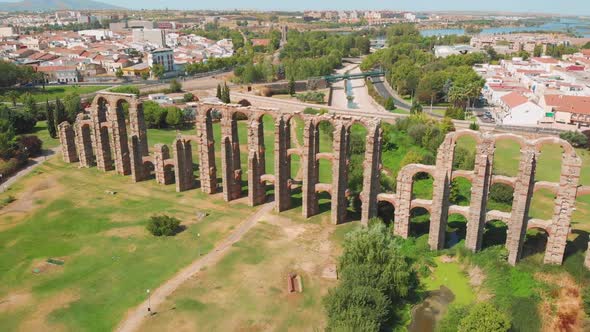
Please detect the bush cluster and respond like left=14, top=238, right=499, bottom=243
left=146, top=215, right=182, bottom=236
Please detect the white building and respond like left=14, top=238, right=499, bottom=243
left=499, top=91, right=546, bottom=125
left=132, top=28, right=166, bottom=48
left=78, top=29, right=113, bottom=41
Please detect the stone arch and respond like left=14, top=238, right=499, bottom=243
left=482, top=219, right=509, bottom=249
left=409, top=206, right=431, bottom=237
left=449, top=176, right=472, bottom=206
left=411, top=170, right=435, bottom=200
left=377, top=200, right=395, bottom=225
left=447, top=212, right=468, bottom=248
left=450, top=129, right=482, bottom=146
left=522, top=226, right=550, bottom=261
left=486, top=182, right=514, bottom=213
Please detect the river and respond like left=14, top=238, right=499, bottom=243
left=420, top=18, right=590, bottom=38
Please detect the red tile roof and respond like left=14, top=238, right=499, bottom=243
left=501, top=91, right=529, bottom=108
left=532, top=57, right=559, bottom=64
left=544, top=94, right=590, bottom=115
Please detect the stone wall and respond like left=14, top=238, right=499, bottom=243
left=62, top=94, right=588, bottom=268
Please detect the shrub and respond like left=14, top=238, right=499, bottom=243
left=182, top=93, right=195, bottom=102
left=17, top=135, right=43, bottom=157
left=458, top=302, right=511, bottom=332
left=445, top=107, right=466, bottom=120
left=146, top=215, right=181, bottom=236
left=169, top=79, right=182, bottom=93
left=560, top=131, right=588, bottom=148
left=295, top=91, right=325, bottom=103
left=438, top=304, right=470, bottom=332
left=469, top=121, right=479, bottom=130
left=489, top=184, right=514, bottom=205
left=384, top=97, right=396, bottom=110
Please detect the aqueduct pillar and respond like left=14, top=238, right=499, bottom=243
left=507, top=146, right=536, bottom=265
left=429, top=137, right=454, bottom=250
left=74, top=114, right=94, bottom=167
left=543, top=149, right=581, bottom=264
left=58, top=122, right=78, bottom=163
left=360, top=120, right=383, bottom=225
left=465, top=135, right=495, bottom=251
left=393, top=167, right=414, bottom=238
left=154, top=144, right=174, bottom=185
left=196, top=107, right=217, bottom=194
left=173, top=137, right=194, bottom=192
left=274, top=114, right=291, bottom=212
left=221, top=110, right=243, bottom=202
left=247, top=113, right=267, bottom=206
left=302, top=118, right=319, bottom=218
left=331, top=120, right=350, bottom=224
left=107, top=103, right=131, bottom=176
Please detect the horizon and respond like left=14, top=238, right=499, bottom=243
left=1, top=0, right=590, bottom=16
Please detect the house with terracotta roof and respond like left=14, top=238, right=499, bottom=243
left=499, top=91, right=546, bottom=125
left=541, top=94, right=590, bottom=126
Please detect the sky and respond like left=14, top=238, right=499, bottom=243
left=87, top=0, right=590, bottom=16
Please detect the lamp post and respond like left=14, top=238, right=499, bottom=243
left=197, top=233, right=201, bottom=256
left=146, top=289, right=151, bottom=314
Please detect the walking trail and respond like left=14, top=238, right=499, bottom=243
left=115, top=202, right=275, bottom=332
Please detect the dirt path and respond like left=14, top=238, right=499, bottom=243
left=115, top=202, right=275, bottom=332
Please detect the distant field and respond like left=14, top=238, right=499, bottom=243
left=0, top=86, right=108, bottom=103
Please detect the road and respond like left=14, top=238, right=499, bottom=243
left=115, top=202, right=275, bottom=332
left=0, top=147, right=59, bottom=193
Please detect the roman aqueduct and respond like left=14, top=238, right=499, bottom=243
left=58, top=92, right=590, bottom=268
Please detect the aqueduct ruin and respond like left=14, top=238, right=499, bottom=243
left=58, top=92, right=590, bottom=268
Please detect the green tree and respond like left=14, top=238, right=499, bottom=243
left=216, top=83, right=222, bottom=99
left=458, top=302, right=511, bottom=332
left=182, top=93, right=194, bottom=102
left=222, top=82, right=231, bottom=103
left=62, top=92, right=81, bottom=123
left=533, top=44, right=544, bottom=57
left=115, top=67, right=124, bottom=78
left=45, top=100, right=57, bottom=139
left=151, top=64, right=165, bottom=79
left=410, top=100, right=423, bottom=114
left=21, top=92, right=38, bottom=118
left=165, top=107, right=183, bottom=128
left=384, top=97, right=396, bottom=111
left=400, top=148, right=424, bottom=168
left=54, top=97, right=66, bottom=129
left=146, top=215, right=181, bottom=236
left=288, top=77, right=296, bottom=96
left=559, top=131, right=588, bottom=148
left=324, top=285, right=390, bottom=332
left=0, top=118, right=15, bottom=158
left=141, top=71, right=149, bottom=80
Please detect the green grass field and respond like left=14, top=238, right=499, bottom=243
left=0, top=86, right=108, bottom=104
left=0, top=157, right=251, bottom=331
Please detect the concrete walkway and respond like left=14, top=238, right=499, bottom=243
left=115, top=202, right=275, bottom=332
left=0, top=147, right=59, bottom=193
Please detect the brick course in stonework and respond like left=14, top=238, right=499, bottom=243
left=58, top=93, right=590, bottom=268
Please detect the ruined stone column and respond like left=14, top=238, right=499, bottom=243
left=331, top=120, right=350, bottom=225
left=91, top=104, right=113, bottom=172
left=221, top=110, right=243, bottom=201
left=173, top=138, right=194, bottom=192
left=429, top=137, right=454, bottom=250
left=129, top=135, right=150, bottom=183
left=128, top=102, right=149, bottom=157
left=274, top=114, right=291, bottom=212
left=393, top=169, right=413, bottom=238
left=302, top=118, right=319, bottom=218
left=108, top=104, right=131, bottom=176
left=196, top=107, right=217, bottom=194
left=247, top=114, right=266, bottom=206
left=74, top=116, right=94, bottom=167
left=465, top=135, right=495, bottom=252
left=507, top=146, right=536, bottom=265
left=544, top=150, right=581, bottom=265
left=154, top=144, right=174, bottom=185
left=360, top=120, right=382, bottom=225
left=58, top=122, right=78, bottom=163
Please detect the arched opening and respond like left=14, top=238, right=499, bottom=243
left=317, top=119, right=334, bottom=184
left=143, top=160, right=155, bottom=180
left=482, top=220, right=508, bottom=249
left=233, top=111, right=249, bottom=195
left=564, top=193, right=590, bottom=258
left=318, top=191, right=332, bottom=214
left=96, top=97, right=113, bottom=169
left=208, top=108, right=222, bottom=190
left=163, top=164, right=175, bottom=184
left=409, top=207, right=430, bottom=238
left=287, top=115, right=305, bottom=207
left=412, top=172, right=434, bottom=200
left=528, top=188, right=556, bottom=221
left=377, top=201, right=395, bottom=226
left=535, top=143, right=564, bottom=183
left=492, top=138, right=521, bottom=177
left=446, top=213, right=467, bottom=248
left=522, top=227, right=549, bottom=260
left=487, top=183, right=514, bottom=212
left=450, top=177, right=471, bottom=206
left=259, top=113, right=275, bottom=200
left=346, top=122, right=367, bottom=219
left=452, top=135, right=477, bottom=171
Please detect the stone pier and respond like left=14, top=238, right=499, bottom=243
left=58, top=122, right=78, bottom=163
